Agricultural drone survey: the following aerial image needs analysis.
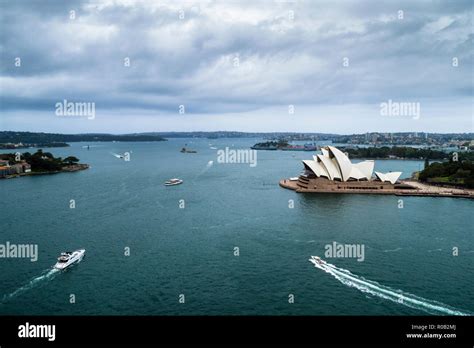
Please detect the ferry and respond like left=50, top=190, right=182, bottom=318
left=164, top=178, right=183, bottom=186
left=280, top=143, right=318, bottom=151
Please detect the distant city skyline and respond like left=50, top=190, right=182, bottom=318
left=1, top=0, right=472, bottom=133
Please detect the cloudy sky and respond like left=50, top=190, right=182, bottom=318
left=0, top=0, right=472, bottom=134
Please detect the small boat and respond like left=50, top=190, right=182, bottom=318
left=54, top=249, right=85, bottom=270
left=164, top=178, right=183, bottom=186
left=309, top=256, right=326, bottom=266
left=180, top=147, right=197, bottom=153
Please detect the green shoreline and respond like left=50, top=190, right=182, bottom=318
left=1, top=164, right=89, bottom=179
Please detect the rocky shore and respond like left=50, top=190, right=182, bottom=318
left=2, top=164, right=89, bottom=179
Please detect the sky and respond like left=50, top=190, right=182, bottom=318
left=0, top=0, right=472, bottom=134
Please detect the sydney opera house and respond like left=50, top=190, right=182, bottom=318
left=280, top=146, right=413, bottom=194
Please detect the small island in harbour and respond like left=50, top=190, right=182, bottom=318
left=0, top=150, right=89, bottom=179
left=251, top=140, right=318, bottom=151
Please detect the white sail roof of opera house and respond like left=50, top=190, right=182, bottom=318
left=302, top=159, right=328, bottom=178
left=348, top=165, right=367, bottom=180
left=352, top=161, right=375, bottom=179
left=327, top=146, right=353, bottom=181
left=301, top=146, right=402, bottom=183
left=316, top=154, right=342, bottom=180
left=374, top=171, right=403, bottom=184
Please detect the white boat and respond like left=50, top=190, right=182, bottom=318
left=164, top=178, right=183, bottom=186
left=111, top=152, right=124, bottom=159
left=309, top=255, right=326, bottom=266
left=54, top=249, right=85, bottom=270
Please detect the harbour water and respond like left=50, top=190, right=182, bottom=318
left=0, top=139, right=472, bottom=315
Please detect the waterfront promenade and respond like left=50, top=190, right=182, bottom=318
left=279, top=178, right=474, bottom=199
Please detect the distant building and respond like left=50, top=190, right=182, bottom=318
left=11, top=164, right=22, bottom=174
left=300, top=146, right=401, bottom=183
left=0, top=160, right=31, bottom=177
left=281, top=146, right=406, bottom=194
left=0, top=166, right=11, bottom=177
left=22, top=162, right=31, bottom=173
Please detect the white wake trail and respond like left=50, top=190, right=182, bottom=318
left=195, top=160, right=214, bottom=178
left=309, top=257, right=470, bottom=316
left=2, top=268, right=59, bottom=302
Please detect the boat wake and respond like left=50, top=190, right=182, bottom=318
left=382, top=247, right=403, bottom=253
left=1, top=268, right=59, bottom=303
left=428, top=248, right=443, bottom=253
left=195, top=160, right=214, bottom=178
left=309, top=257, right=470, bottom=316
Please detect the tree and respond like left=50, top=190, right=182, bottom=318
left=424, top=157, right=429, bottom=169
left=63, top=156, right=79, bottom=165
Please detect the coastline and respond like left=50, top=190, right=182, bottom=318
left=1, top=164, right=89, bottom=179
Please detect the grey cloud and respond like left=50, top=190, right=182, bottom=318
left=0, top=0, right=472, bottom=126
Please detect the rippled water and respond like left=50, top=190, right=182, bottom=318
left=0, top=139, right=472, bottom=315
